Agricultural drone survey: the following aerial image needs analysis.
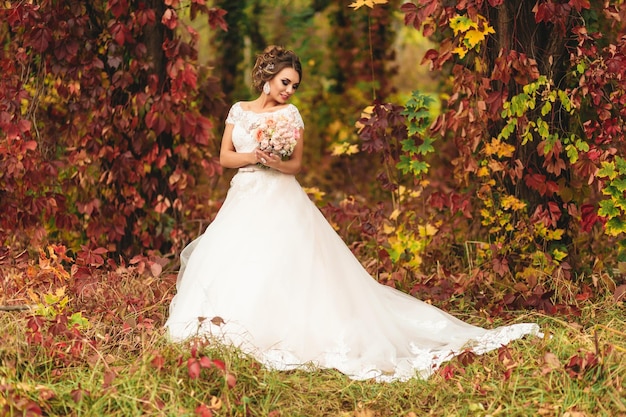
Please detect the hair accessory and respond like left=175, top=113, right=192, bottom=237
left=266, top=63, right=275, bottom=71
left=263, top=82, right=270, bottom=95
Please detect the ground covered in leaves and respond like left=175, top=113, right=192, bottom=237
left=1, top=247, right=625, bottom=417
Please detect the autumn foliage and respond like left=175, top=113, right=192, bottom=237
left=2, top=2, right=626, bottom=414
left=0, top=0, right=227, bottom=257
left=2, top=0, right=626, bottom=312
left=324, top=0, right=624, bottom=310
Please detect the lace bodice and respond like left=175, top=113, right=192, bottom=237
left=226, top=102, right=305, bottom=153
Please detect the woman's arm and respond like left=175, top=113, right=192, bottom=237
left=219, top=123, right=257, bottom=168
left=257, top=128, right=304, bottom=175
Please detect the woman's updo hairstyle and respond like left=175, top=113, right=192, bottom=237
left=252, top=45, right=302, bottom=93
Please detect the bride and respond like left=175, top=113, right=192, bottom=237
left=165, top=45, right=540, bottom=382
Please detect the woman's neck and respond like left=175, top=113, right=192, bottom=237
left=252, top=96, right=283, bottom=111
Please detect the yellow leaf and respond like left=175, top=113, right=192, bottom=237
left=474, top=57, right=486, bottom=73
left=328, top=120, right=344, bottom=134
left=547, top=229, right=565, bottom=241
left=418, top=223, right=438, bottom=237
left=497, top=143, right=515, bottom=158
left=27, top=288, right=40, bottom=303
left=361, top=105, right=374, bottom=118
left=303, top=187, right=326, bottom=202
left=553, top=248, right=567, bottom=261
left=485, top=138, right=515, bottom=158
left=464, top=29, right=487, bottom=48
left=477, top=166, right=490, bottom=177
left=55, top=286, right=66, bottom=298
left=382, top=221, right=395, bottom=235
left=348, top=0, right=388, bottom=10
left=501, top=195, right=526, bottom=211
left=453, top=46, right=468, bottom=58
left=330, top=142, right=359, bottom=156
left=449, top=15, right=476, bottom=35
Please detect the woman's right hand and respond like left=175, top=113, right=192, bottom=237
left=254, top=149, right=270, bottom=166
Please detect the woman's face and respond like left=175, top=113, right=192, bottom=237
left=269, top=67, right=300, bottom=104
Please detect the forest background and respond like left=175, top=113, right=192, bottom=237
left=1, top=0, right=626, bottom=416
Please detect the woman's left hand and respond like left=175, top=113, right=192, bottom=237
left=256, top=150, right=280, bottom=168
left=265, top=153, right=281, bottom=168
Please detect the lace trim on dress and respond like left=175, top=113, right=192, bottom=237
left=225, top=102, right=304, bottom=130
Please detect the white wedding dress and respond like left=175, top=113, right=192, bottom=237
left=165, top=102, right=540, bottom=382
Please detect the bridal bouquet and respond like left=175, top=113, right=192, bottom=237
left=253, top=114, right=300, bottom=159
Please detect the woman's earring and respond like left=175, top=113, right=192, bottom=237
left=263, top=82, right=270, bottom=95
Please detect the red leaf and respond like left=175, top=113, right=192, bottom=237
left=492, top=257, right=510, bottom=277
left=533, top=2, right=550, bottom=24
left=194, top=115, right=212, bottom=145
left=199, top=356, right=213, bottom=368
left=187, top=358, right=201, bottom=379
left=580, top=203, right=602, bottom=232
left=135, top=8, right=156, bottom=26
left=569, top=0, right=590, bottom=13
left=438, top=364, right=456, bottom=380
left=161, top=8, right=178, bottom=30
left=207, top=7, right=228, bottom=31
left=150, top=262, right=163, bottom=277
left=151, top=353, right=165, bottom=370
left=401, top=2, right=420, bottom=29
left=70, top=388, right=91, bottom=403
left=225, top=373, right=237, bottom=388
left=107, top=0, right=129, bottom=18
left=29, top=25, right=52, bottom=52
left=103, top=370, right=117, bottom=388
left=23, top=140, right=38, bottom=151
left=211, top=359, right=226, bottom=371
left=182, top=63, right=198, bottom=88
left=421, top=48, right=439, bottom=66
left=524, top=172, right=547, bottom=195
left=109, top=21, right=130, bottom=46
left=195, top=404, right=213, bottom=417
left=614, top=284, right=626, bottom=303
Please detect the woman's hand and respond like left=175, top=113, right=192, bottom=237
left=255, top=149, right=280, bottom=168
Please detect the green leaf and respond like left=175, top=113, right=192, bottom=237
left=613, top=178, right=626, bottom=192
left=510, top=93, right=531, bottom=117
left=410, top=160, right=429, bottom=174
left=541, top=101, right=552, bottom=116
left=597, top=161, right=617, bottom=180
left=397, top=155, right=412, bottom=174
left=605, top=217, right=626, bottom=236
left=575, top=139, right=589, bottom=152
left=552, top=248, right=568, bottom=261
left=615, top=197, right=626, bottom=211
left=400, top=138, right=419, bottom=153
left=603, top=185, right=621, bottom=199
left=498, top=119, right=516, bottom=140
left=616, top=156, right=626, bottom=175
left=536, top=118, right=550, bottom=139
left=417, top=137, right=435, bottom=155
left=565, top=144, right=579, bottom=163
left=598, top=199, right=620, bottom=218
left=558, top=90, right=573, bottom=113
left=69, top=312, right=91, bottom=329
left=397, top=158, right=430, bottom=175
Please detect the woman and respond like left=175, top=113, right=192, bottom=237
left=165, top=45, right=540, bottom=382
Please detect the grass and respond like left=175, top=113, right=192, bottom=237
left=1, top=269, right=625, bottom=416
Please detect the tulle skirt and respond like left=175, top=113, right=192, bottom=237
left=165, top=167, right=540, bottom=382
